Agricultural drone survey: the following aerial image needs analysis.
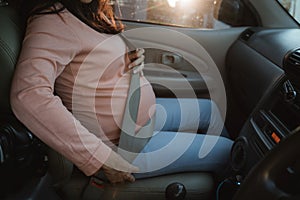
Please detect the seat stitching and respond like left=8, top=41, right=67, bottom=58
left=0, top=37, right=17, bottom=66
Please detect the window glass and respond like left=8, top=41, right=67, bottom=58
left=113, top=0, right=259, bottom=29
left=277, top=0, right=300, bottom=24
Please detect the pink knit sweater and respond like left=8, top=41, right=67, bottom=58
left=10, top=9, right=155, bottom=176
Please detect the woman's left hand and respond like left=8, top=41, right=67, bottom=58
left=128, top=48, right=145, bottom=75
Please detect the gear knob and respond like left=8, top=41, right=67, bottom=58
left=165, top=182, right=187, bottom=200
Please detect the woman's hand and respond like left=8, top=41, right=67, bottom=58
left=102, top=164, right=136, bottom=184
left=102, top=150, right=139, bottom=184
left=128, top=48, right=145, bottom=75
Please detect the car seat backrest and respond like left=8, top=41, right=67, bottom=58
left=0, top=2, right=24, bottom=116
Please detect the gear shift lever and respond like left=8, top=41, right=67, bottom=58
left=165, top=182, right=187, bottom=200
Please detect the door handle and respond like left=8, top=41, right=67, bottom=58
left=162, top=53, right=182, bottom=64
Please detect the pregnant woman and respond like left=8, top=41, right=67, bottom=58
left=11, top=0, right=233, bottom=185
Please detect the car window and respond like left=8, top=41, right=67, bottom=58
left=277, top=0, right=300, bottom=24
left=113, top=0, right=259, bottom=29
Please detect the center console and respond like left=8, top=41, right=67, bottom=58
left=231, top=78, right=300, bottom=175
left=231, top=48, right=300, bottom=176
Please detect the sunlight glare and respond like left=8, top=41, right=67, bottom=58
left=167, top=0, right=179, bottom=8
left=167, top=0, right=194, bottom=9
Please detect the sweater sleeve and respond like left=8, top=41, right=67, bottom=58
left=10, top=14, right=111, bottom=176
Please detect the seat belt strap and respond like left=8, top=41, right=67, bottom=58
left=117, top=34, right=155, bottom=162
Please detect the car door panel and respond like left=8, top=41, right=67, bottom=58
left=123, top=21, right=246, bottom=98
left=144, top=48, right=210, bottom=98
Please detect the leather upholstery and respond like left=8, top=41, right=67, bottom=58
left=78, top=172, right=214, bottom=200
left=0, top=5, right=48, bottom=198
left=0, top=4, right=24, bottom=115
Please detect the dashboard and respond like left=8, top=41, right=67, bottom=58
left=228, top=28, right=300, bottom=192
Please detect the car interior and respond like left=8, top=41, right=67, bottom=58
left=0, top=0, right=300, bottom=199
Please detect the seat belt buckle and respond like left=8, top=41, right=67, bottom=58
left=81, top=176, right=106, bottom=200
left=89, top=176, right=105, bottom=190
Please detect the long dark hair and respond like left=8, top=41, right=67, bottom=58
left=15, top=0, right=124, bottom=34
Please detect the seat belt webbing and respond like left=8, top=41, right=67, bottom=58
left=117, top=34, right=155, bottom=162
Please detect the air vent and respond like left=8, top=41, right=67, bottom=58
left=286, top=49, right=300, bottom=66
left=240, top=29, right=255, bottom=41
left=284, top=48, right=300, bottom=89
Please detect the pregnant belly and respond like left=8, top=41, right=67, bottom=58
left=95, top=75, right=156, bottom=146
